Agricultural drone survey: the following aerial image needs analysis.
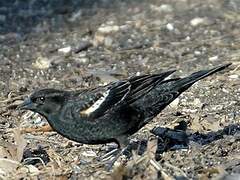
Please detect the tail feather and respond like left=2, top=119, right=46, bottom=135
left=134, top=63, right=231, bottom=128
left=172, top=63, right=231, bottom=91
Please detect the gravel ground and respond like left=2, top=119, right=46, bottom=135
left=0, top=0, right=240, bottom=179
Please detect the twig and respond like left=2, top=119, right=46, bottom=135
left=149, top=159, right=161, bottom=171
left=231, top=64, right=240, bottom=73
left=20, top=125, right=53, bottom=134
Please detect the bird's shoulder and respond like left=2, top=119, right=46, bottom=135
left=69, top=80, right=131, bottom=118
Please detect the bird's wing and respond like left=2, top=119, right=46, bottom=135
left=78, top=80, right=131, bottom=118
left=77, top=70, right=175, bottom=118
left=126, top=70, right=176, bottom=104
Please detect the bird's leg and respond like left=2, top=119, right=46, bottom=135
left=104, top=145, right=129, bottom=171
left=99, top=148, right=120, bottom=161
left=103, top=136, right=130, bottom=171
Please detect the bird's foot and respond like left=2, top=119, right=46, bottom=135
left=103, top=151, right=125, bottom=171
left=97, top=148, right=120, bottom=162
left=104, top=156, right=118, bottom=171
left=101, top=147, right=129, bottom=171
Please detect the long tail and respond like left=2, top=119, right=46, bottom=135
left=171, top=63, right=231, bottom=91
left=137, top=63, right=231, bottom=126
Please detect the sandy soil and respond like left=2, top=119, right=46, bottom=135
left=0, top=0, right=239, bottom=179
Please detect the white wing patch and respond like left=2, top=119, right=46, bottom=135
left=80, top=90, right=110, bottom=116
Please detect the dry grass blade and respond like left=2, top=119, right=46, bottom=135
left=146, top=135, right=158, bottom=159
left=0, top=129, right=26, bottom=178
left=20, top=124, right=53, bottom=134
left=0, top=128, right=26, bottom=162
left=13, top=128, right=27, bottom=162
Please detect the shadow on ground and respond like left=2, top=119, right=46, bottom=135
left=114, top=122, right=240, bottom=159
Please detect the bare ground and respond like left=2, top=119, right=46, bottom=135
left=0, top=0, right=240, bottom=179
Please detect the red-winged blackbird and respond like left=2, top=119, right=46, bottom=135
left=18, top=64, right=231, bottom=166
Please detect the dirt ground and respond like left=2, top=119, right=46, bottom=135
left=0, top=0, right=240, bottom=179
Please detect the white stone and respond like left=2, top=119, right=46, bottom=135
left=166, top=23, right=174, bottom=31
left=209, top=56, right=218, bottom=61
left=194, top=51, right=201, bottom=55
left=229, top=74, right=239, bottom=79
left=190, top=17, right=206, bottom=26
left=98, top=25, right=120, bottom=34
left=58, top=46, right=72, bottom=54
left=81, top=150, right=97, bottom=157
left=185, top=36, right=191, bottom=41
left=33, top=57, right=51, bottom=69
left=78, top=57, right=88, bottom=64
left=136, top=72, right=141, bottom=76
left=222, top=88, right=229, bottom=93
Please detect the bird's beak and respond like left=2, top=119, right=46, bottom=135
left=17, top=98, right=34, bottom=110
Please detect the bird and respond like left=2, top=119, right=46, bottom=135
left=18, top=63, right=231, bottom=167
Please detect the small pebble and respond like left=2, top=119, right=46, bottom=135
left=166, top=23, right=174, bottom=31
left=194, top=51, right=201, bottom=56
left=136, top=72, right=141, bottom=76
left=185, top=36, right=191, bottom=41
left=222, top=88, right=229, bottom=93
left=229, top=74, right=239, bottom=79
left=33, top=57, right=51, bottom=69
left=190, top=17, right=207, bottom=26
left=81, top=150, right=97, bottom=157
left=77, top=57, right=88, bottom=64
left=209, top=55, right=218, bottom=61
left=98, top=25, right=120, bottom=34
left=58, top=46, right=72, bottom=54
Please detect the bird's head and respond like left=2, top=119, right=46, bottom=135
left=18, top=89, right=68, bottom=117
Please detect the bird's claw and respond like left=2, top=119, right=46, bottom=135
left=97, top=148, right=120, bottom=162
left=104, top=157, right=117, bottom=171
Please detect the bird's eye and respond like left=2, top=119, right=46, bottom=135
left=36, top=97, right=45, bottom=104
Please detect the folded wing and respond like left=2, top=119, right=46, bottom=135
left=78, top=70, right=175, bottom=118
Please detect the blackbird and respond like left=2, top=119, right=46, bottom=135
left=18, top=64, right=231, bottom=166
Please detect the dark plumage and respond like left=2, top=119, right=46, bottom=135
left=18, top=64, right=230, bottom=153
